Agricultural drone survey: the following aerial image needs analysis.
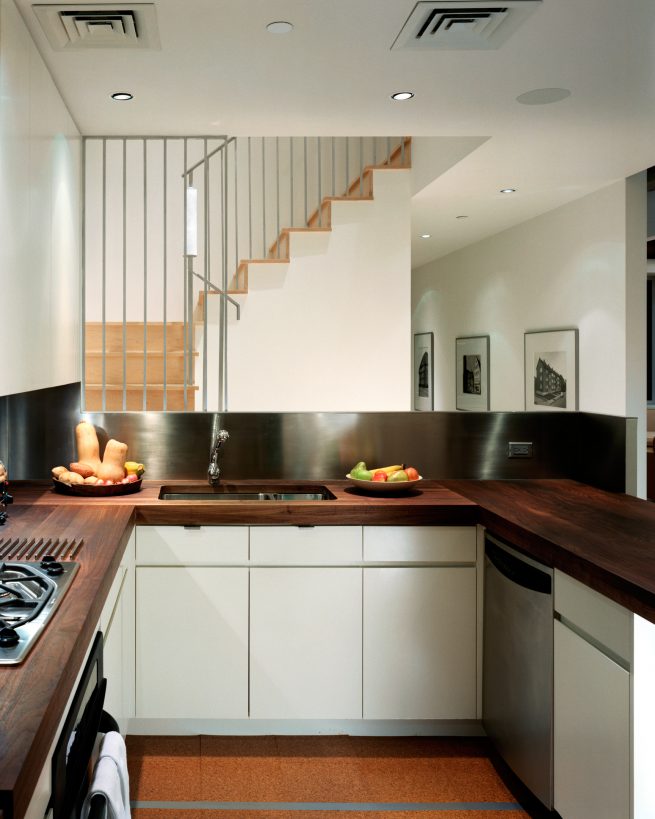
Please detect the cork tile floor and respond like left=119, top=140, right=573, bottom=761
left=127, top=736, right=530, bottom=818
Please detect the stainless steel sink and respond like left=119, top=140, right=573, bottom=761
left=158, top=484, right=336, bottom=501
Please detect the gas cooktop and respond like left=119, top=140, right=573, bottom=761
left=0, top=558, right=79, bottom=664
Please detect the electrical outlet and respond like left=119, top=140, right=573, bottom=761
left=508, top=441, right=533, bottom=458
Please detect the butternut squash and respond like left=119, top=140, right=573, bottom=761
left=75, top=422, right=101, bottom=473
left=96, top=438, right=128, bottom=483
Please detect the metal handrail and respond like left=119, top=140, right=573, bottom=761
left=192, top=271, right=241, bottom=319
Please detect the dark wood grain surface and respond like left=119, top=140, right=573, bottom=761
left=1, top=477, right=654, bottom=818
left=0, top=503, right=135, bottom=819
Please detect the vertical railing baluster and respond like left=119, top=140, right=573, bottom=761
left=304, top=137, right=308, bottom=224
left=142, top=139, right=148, bottom=411
left=359, top=137, right=364, bottom=196
left=122, top=138, right=127, bottom=411
left=202, top=137, right=209, bottom=412
left=248, top=137, right=252, bottom=278
left=80, top=139, right=87, bottom=411
left=234, top=138, right=239, bottom=287
left=183, top=139, right=188, bottom=411
left=346, top=138, right=350, bottom=197
left=290, top=137, right=294, bottom=231
left=401, top=135, right=405, bottom=166
left=387, top=136, right=391, bottom=166
left=331, top=136, right=335, bottom=196
left=101, top=137, right=106, bottom=412
left=318, top=136, right=322, bottom=227
left=262, top=137, right=266, bottom=259
left=276, top=136, right=280, bottom=258
left=162, top=138, right=168, bottom=411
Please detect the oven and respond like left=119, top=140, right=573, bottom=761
left=49, top=631, right=118, bottom=819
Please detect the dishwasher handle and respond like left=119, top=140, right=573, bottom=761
left=485, top=537, right=552, bottom=595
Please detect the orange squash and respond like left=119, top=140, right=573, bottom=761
left=96, top=438, right=128, bottom=483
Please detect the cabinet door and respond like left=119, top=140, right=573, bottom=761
left=554, top=620, right=630, bottom=819
left=250, top=568, right=362, bottom=719
left=136, top=567, right=248, bottom=719
left=363, top=567, right=477, bottom=719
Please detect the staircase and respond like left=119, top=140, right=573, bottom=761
left=84, top=136, right=411, bottom=412
left=84, top=322, right=198, bottom=411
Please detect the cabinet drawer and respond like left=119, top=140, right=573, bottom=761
left=136, top=525, right=248, bottom=565
left=250, top=526, right=361, bottom=564
left=554, top=570, right=632, bottom=664
left=363, top=526, right=476, bottom=563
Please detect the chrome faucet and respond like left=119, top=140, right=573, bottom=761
left=208, top=430, right=229, bottom=486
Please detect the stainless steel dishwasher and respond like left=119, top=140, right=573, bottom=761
left=483, top=533, right=554, bottom=811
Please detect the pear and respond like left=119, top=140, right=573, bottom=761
left=388, top=469, right=409, bottom=482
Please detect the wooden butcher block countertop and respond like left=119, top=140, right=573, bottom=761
left=1, top=477, right=654, bottom=818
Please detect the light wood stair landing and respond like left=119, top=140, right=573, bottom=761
left=84, top=322, right=198, bottom=411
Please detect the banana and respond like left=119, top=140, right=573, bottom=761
left=368, top=464, right=405, bottom=476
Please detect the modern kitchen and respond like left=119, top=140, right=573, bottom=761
left=1, top=2, right=655, bottom=819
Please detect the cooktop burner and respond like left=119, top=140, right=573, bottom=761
left=0, top=559, right=78, bottom=664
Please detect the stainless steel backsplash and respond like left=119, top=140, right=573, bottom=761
left=0, top=382, right=630, bottom=492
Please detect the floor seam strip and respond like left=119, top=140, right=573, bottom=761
left=131, top=800, right=524, bottom=811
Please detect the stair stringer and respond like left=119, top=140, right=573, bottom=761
left=198, top=167, right=412, bottom=412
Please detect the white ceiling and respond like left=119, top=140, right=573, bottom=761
left=15, top=0, right=655, bottom=267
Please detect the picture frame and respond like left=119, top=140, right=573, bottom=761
left=413, top=332, right=434, bottom=411
left=456, top=335, right=490, bottom=411
left=524, top=328, right=578, bottom=411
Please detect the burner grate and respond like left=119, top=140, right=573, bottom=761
left=0, top=537, right=84, bottom=562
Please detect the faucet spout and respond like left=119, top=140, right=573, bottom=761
left=208, top=429, right=229, bottom=486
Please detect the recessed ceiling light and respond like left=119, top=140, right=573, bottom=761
left=111, top=92, right=133, bottom=101
left=391, top=91, right=414, bottom=101
left=456, top=215, right=468, bottom=220
left=516, top=87, right=571, bottom=105
left=500, top=188, right=516, bottom=194
left=266, top=21, right=293, bottom=33
left=419, top=233, right=431, bottom=239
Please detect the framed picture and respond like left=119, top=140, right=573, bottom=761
left=524, top=328, right=578, bottom=411
left=456, top=335, right=490, bottom=411
left=413, top=332, right=434, bottom=411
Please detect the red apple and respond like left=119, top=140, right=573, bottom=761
left=372, top=470, right=388, bottom=482
left=405, top=467, right=419, bottom=481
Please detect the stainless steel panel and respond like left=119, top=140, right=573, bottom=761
left=0, top=382, right=631, bottom=486
left=483, top=535, right=554, bottom=809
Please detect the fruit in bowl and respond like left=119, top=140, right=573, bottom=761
left=348, top=462, right=420, bottom=484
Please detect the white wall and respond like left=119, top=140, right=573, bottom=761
left=412, top=178, right=647, bottom=495
left=198, top=168, right=412, bottom=411
left=0, top=0, right=81, bottom=397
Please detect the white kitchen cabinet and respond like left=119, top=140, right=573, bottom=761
left=553, top=571, right=631, bottom=819
left=362, top=525, right=478, bottom=720
left=250, top=566, right=362, bottom=719
left=363, top=566, right=477, bottom=719
left=135, top=566, right=249, bottom=719
left=101, top=529, right=135, bottom=732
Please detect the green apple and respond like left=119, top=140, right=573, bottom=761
left=388, top=469, right=409, bottom=482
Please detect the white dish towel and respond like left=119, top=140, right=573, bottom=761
left=81, top=731, right=131, bottom=819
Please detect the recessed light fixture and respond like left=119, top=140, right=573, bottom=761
left=111, top=92, right=133, bottom=101
left=500, top=188, right=516, bottom=194
left=419, top=233, right=431, bottom=239
left=391, top=91, right=414, bottom=101
left=456, top=215, right=468, bottom=220
left=266, top=20, right=293, bottom=33
left=516, top=87, right=571, bottom=105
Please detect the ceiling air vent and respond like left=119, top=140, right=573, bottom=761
left=32, top=3, right=160, bottom=50
left=391, top=0, right=541, bottom=50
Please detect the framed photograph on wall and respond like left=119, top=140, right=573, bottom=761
left=524, top=328, right=578, bottom=411
left=413, top=332, right=434, bottom=411
left=456, top=335, right=490, bottom=411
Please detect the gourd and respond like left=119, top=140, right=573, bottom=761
left=75, top=422, right=102, bottom=473
left=96, top=439, right=128, bottom=483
